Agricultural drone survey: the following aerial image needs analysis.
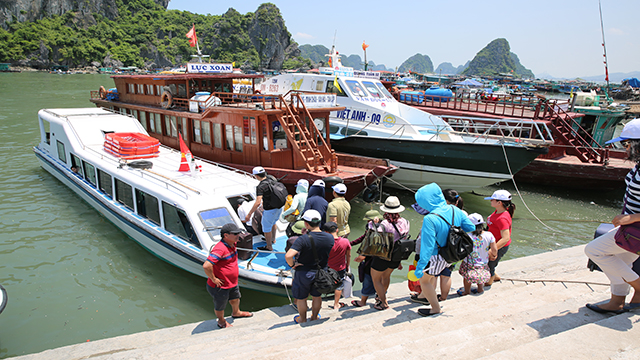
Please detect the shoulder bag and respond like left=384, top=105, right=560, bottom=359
left=309, top=233, right=343, bottom=294
left=356, top=224, right=393, bottom=261
left=432, top=207, right=474, bottom=263
left=614, top=196, right=640, bottom=255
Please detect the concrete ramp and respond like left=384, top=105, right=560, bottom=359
left=12, top=245, right=640, bottom=360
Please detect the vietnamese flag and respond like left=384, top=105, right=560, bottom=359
left=362, top=41, right=369, bottom=51
left=186, top=25, right=198, bottom=47
left=178, top=133, right=192, bottom=172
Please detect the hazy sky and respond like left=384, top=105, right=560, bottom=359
left=167, top=0, right=639, bottom=79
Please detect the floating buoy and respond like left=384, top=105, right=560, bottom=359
left=362, top=183, right=379, bottom=203
left=161, top=91, right=173, bottom=109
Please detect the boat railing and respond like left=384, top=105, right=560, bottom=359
left=181, top=92, right=287, bottom=115
left=440, top=115, right=555, bottom=145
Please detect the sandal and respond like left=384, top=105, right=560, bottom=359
left=373, top=303, right=389, bottom=311
left=456, top=288, right=468, bottom=297
left=351, top=300, right=365, bottom=307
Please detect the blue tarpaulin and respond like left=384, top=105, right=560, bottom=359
left=623, top=78, right=640, bottom=88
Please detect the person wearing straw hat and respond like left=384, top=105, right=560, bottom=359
left=585, top=118, right=640, bottom=314
left=370, top=196, right=410, bottom=310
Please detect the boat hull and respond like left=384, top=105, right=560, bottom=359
left=331, top=136, right=547, bottom=192
left=34, top=147, right=293, bottom=296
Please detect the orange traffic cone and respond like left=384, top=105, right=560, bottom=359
left=179, top=152, right=190, bottom=172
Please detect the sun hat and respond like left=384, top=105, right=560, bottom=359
left=312, top=179, right=325, bottom=187
left=332, top=183, right=347, bottom=195
left=302, top=209, right=322, bottom=223
left=380, top=196, right=405, bottom=213
left=484, top=190, right=512, bottom=201
left=411, top=202, right=429, bottom=216
left=291, top=220, right=305, bottom=235
left=363, top=209, right=382, bottom=220
left=606, top=118, right=640, bottom=144
left=220, top=223, right=243, bottom=236
left=252, top=166, right=266, bottom=175
left=467, top=213, right=484, bottom=225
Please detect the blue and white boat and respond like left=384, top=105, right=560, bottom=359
left=33, top=108, right=292, bottom=295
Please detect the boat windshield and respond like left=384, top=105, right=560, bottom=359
left=375, top=82, right=395, bottom=99
left=361, top=81, right=382, bottom=98
left=345, top=80, right=368, bottom=97
left=199, top=207, right=235, bottom=239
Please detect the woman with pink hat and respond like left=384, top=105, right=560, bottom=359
left=485, top=189, right=516, bottom=286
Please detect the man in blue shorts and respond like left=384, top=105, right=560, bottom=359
left=203, top=223, right=253, bottom=328
left=285, top=209, right=334, bottom=324
left=244, top=166, right=283, bottom=251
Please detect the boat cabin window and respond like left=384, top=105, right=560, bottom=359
left=115, top=178, right=134, bottom=210
left=128, top=83, right=135, bottom=94
left=139, top=111, right=148, bottom=131
left=199, top=208, right=235, bottom=239
left=234, top=126, right=243, bottom=152
left=167, top=116, right=178, bottom=137
left=156, top=85, right=162, bottom=96
left=97, top=169, right=113, bottom=198
left=148, top=112, right=155, bottom=133
left=82, top=161, right=97, bottom=186
left=179, top=117, right=188, bottom=141
left=213, top=123, right=222, bottom=148
left=41, top=119, right=51, bottom=145
left=135, top=189, right=160, bottom=225
left=272, top=120, right=286, bottom=149
left=71, top=154, right=84, bottom=177
left=227, top=195, right=254, bottom=213
left=225, top=125, right=234, bottom=151
left=345, top=80, right=368, bottom=97
left=137, top=84, right=144, bottom=94
left=202, top=121, right=211, bottom=145
left=315, top=81, right=325, bottom=91
left=361, top=81, right=381, bottom=98
left=177, top=84, right=187, bottom=97
left=146, top=84, right=154, bottom=95
left=375, top=82, right=394, bottom=99
left=153, top=113, right=162, bottom=135
left=326, top=80, right=347, bottom=97
left=193, top=120, right=202, bottom=143
left=56, top=140, right=66, bottom=163
left=340, top=127, right=368, bottom=136
left=162, top=202, right=200, bottom=248
left=329, top=124, right=340, bottom=134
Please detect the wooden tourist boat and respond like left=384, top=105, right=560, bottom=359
left=89, top=64, right=396, bottom=201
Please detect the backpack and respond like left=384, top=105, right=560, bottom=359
left=265, top=176, right=288, bottom=209
left=309, top=233, right=343, bottom=294
left=389, top=221, right=415, bottom=262
left=357, top=223, right=393, bottom=261
left=432, top=208, right=474, bottom=263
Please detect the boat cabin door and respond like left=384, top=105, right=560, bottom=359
left=242, top=116, right=260, bottom=165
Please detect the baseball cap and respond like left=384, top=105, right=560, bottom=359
left=312, top=179, right=325, bottom=187
left=467, top=213, right=484, bottom=225
left=220, top=223, right=243, bottom=236
left=484, top=190, right=512, bottom=201
left=322, top=221, right=338, bottom=233
left=296, top=179, right=309, bottom=188
left=606, top=118, right=640, bottom=144
left=332, top=183, right=347, bottom=195
left=252, top=166, right=266, bottom=175
left=302, top=209, right=322, bottom=223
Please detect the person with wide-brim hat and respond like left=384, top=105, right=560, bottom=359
left=349, top=209, right=382, bottom=308
left=370, top=196, right=410, bottom=310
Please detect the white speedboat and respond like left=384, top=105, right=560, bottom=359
left=33, top=108, right=292, bottom=295
left=260, top=47, right=552, bottom=191
left=0, top=284, right=6, bottom=314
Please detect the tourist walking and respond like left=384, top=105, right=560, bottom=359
left=281, top=179, right=309, bottom=222
left=302, top=180, right=329, bottom=228
left=324, top=221, right=351, bottom=309
left=371, top=196, right=410, bottom=310
left=457, top=213, right=496, bottom=296
left=203, top=223, right=253, bottom=329
left=485, top=189, right=515, bottom=286
left=285, top=210, right=334, bottom=323
left=327, top=183, right=351, bottom=238
left=585, top=119, right=640, bottom=314
left=350, top=209, right=381, bottom=308
left=414, top=183, right=475, bottom=316
left=244, top=167, right=283, bottom=251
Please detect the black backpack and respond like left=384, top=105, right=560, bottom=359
left=432, top=208, right=474, bottom=263
left=265, top=176, right=288, bottom=209
left=309, top=233, right=343, bottom=294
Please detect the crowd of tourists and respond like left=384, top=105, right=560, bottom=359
left=203, top=165, right=517, bottom=327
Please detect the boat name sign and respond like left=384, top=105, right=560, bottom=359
left=294, top=94, right=337, bottom=108
left=334, top=108, right=396, bottom=128
left=187, top=63, right=233, bottom=74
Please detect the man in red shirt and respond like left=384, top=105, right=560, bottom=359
left=203, top=223, right=253, bottom=328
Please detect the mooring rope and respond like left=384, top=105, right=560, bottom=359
left=500, top=277, right=610, bottom=288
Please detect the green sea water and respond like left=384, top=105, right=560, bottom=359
left=0, top=72, right=625, bottom=358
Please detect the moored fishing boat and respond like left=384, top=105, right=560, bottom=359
left=89, top=64, right=396, bottom=201
left=260, top=46, right=552, bottom=192
left=33, top=108, right=295, bottom=295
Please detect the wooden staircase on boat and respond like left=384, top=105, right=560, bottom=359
left=276, top=93, right=337, bottom=174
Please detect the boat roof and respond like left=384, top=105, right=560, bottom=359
left=111, top=73, right=264, bottom=81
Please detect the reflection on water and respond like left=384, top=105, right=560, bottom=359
left=0, top=73, right=625, bottom=357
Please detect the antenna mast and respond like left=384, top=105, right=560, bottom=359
left=599, top=0, right=610, bottom=99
